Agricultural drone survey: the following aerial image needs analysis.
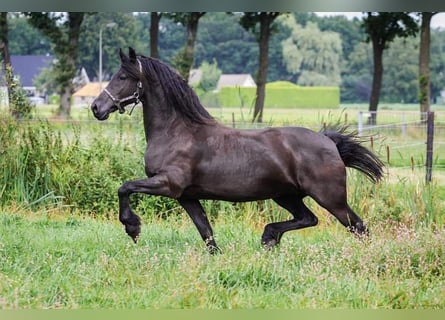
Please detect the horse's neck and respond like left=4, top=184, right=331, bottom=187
left=141, top=101, right=187, bottom=141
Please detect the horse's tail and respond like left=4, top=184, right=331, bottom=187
left=322, top=129, right=385, bottom=183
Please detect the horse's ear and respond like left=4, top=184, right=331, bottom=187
left=119, top=48, right=127, bottom=63
left=128, top=47, right=137, bottom=62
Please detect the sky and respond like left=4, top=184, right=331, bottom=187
left=315, top=12, right=445, bottom=29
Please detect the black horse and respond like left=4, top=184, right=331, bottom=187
left=91, top=47, right=384, bottom=253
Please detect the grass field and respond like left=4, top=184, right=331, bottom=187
left=0, top=205, right=444, bottom=309
left=1, top=104, right=444, bottom=309
left=0, top=166, right=444, bottom=309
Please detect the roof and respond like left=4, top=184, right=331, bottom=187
left=7, top=55, right=54, bottom=87
left=216, top=74, right=256, bottom=91
left=73, top=82, right=109, bottom=97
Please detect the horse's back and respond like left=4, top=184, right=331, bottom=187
left=183, top=125, right=344, bottom=201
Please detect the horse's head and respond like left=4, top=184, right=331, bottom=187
left=91, top=47, right=143, bottom=120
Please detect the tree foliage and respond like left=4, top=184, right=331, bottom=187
left=78, top=12, right=139, bottom=82
left=281, top=16, right=342, bottom=86
left=26, top=12, right=86, bottom=117
left=3, top=12, right=445, bottom=113
left=7, top=13, right=51, bottom=55
left=381, top=37, right=418, bottom=103
left=430, top=28, right=445, bottom=103
left=195, top=59, right=222, bottom=92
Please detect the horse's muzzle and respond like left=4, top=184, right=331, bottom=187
left=91, top=102, right=109, bottom=121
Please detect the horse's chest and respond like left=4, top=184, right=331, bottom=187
left=143, top=151, right=164, bottom=175
left=143, top=143, right=193, bottom=176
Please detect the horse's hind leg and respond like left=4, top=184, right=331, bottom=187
left=178, top=198, right=221, bottom=254
left=325, top=201, right=367, bottom=235
left=262, top=196, right=318, bottom=249
left=309, top=177, right=368, bottom=236
left=324, top=203, right=367, bottom=235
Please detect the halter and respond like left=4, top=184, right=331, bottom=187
left=103, top=59, right=143, bottom=115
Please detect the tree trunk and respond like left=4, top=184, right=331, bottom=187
left=253, top=13, right=272, bottom=123
left=57, top=13, right=84, bottom=117
left=182, top=12, right=203, bottom=81
left=419, top=12, right=435, bottom=122
left=368, top=38, right=384, bottom=125
left=0, top=12, right=13, bottom=113
left=150, top=12, right=161, bottom=59
left=170, top=12, right=205, bottom=81
left=59, top=86, right=72, bottom=117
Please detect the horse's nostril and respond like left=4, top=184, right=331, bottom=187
left=91, top=103, right=98, bottom=115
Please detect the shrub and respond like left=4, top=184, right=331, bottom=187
left=0, top=117, right=177, bottom=217
left=218, top=81, right=340, bottom=109
left=2, top=65, right=34, bottom=118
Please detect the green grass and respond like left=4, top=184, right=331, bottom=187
left=0, top=204, right=444, bottom=309
left=206, top=104, right=445, bottom=127
left=1, top=167, right=444, bottom=309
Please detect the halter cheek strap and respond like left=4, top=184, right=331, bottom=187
left=103, top=59, right=143, bottom=114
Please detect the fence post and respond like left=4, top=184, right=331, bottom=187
left=425, top=111, right=434, bottom=183
left=358, top=111, right=363, bottom=135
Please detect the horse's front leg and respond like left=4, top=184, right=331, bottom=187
left=178, top=198, right=221, bottom=254
left=117, top=174, right=181, bottom=243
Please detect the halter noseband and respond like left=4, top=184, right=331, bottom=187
left=103, top=59, right=143, bottom=114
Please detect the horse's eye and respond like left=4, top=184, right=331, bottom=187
left=119, top=74, right=127, bottom=80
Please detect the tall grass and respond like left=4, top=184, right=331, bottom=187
left=1, top=115, right=444, bottom=227
left=0, top=117, right=176, bottom=216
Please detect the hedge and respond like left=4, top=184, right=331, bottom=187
left=217, top=81, right=340, bottom=109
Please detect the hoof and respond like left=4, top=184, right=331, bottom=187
left=207, top=245, right=222, bottom=255
left=349, top=222, right=369, bottom=238
left=125, top=223, right=141, bottom=243
left=262, top=238, right=278, bottom=250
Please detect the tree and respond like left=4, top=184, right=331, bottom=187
left=418, top=12, right=437, bottom=121
left=150, top=12, right=162, bottom=58
left=281, top=16, right=342, bottom=86
left=1, top=13, right=33, bottom=118
left=381, top=36, right=418, bottom=103
left=0, top=12, right=13, bottom=110
left=166, top=12, right=206, bottom=80
left=362, top=12, right=418, bottom=124
left=26, top=12, right=86, bottom=117
left=430, top=28, right=445, bottom=103
left=7, top=13, right=51, bottom=55
left=78, top=13, right=138, bottom=82
left=341, top=42, right=373, bottom=102
left=239, top=12, right=283, bottom=123
left=316, top=14, right=364, bottom=63
left=194, top=13, right=258, bottom=75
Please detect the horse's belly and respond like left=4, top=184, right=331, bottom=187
left=182, top=176, right=296, bottom=202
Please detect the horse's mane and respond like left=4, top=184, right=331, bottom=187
left=122, top=55, right=215, bottom=125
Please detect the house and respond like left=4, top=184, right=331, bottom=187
left=73, top=82, right=109, bottom=106
left=0, top=55, right=53, bottom=105
left=3, top=55, right=53, bottom=95
left=215, top=74, right=256, bottom=91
